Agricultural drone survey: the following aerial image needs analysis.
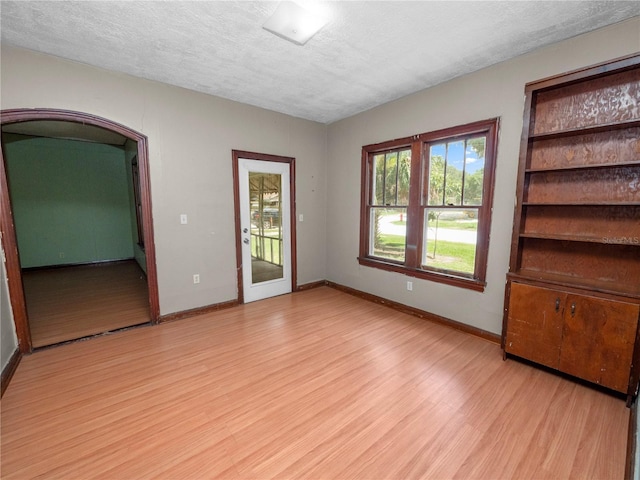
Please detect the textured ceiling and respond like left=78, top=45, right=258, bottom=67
left=2, top=1, right=639, bottom=124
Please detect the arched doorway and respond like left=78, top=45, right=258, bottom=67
left=0, top=109, right=159, bottom=353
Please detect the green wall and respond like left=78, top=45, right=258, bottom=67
left=4, top=134, right=134, bottom=268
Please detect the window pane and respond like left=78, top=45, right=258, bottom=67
left=384, top=151, right=398, bottom=205
left=370, top=207, right=407, bottom=262
left=373, top=154, right=385, bottom=205
left=397, top=149, right=411, bottom=205
left=428, top=144, right=446, bottom=205
left=445, top=140, right=464, bottom=206
left=423, top=208, right=478, bottom=275
left=464, top=137, right=486, bottom=206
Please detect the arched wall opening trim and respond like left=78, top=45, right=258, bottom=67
left=0, top=108, right=159, bottom=353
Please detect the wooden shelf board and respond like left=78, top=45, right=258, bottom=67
left=530, top=119, right=640, bottom=141
left=522, top=202, right=640, bottom=207
left=509, top=270, right=640, bottom=299
left=518, top=233, right=638, bottom=246
left=525, top=160, right=640, bottom=174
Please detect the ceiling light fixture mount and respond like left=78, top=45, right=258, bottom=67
left=263, top=1, right=327, bottom=46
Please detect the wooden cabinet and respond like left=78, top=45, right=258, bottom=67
left=503, top=54, right=640, bottom=405
left=505, top=283, right=564, bottom=370
left=506, top=282, right=639, bottom=394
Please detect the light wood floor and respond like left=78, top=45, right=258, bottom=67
left=1, top=287, right=629, bottom=479
left=22, top=261, right=150, bottom=348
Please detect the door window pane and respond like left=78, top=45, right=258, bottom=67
left=249, top=172, right=283, bottom=283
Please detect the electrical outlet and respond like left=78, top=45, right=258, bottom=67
left=407, top=281, right=413, bottom=291
left=193, top=274, right=200, bottom=284
left=180, top=214, right=188, bottom=225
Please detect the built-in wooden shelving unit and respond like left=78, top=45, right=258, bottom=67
left=502, top=54, right=640, bottom=406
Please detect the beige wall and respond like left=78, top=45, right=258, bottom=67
left=1, top=45, right=329, bottom=316
left=1, top=17, right=638, bottom=341
left=326, top=17, right=640, bottom=335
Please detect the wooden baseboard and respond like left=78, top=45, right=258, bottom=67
left=626, top=399, right=637, bottom=480
left=296, top=280, right=328, bottom=291
left=159, top=299, right=239, bottom=323
left=1, top=348, right=22, bottom=398
left=325, top=281, right=501, bottom=344
left=158, top=282, right=324, bottom=324
left=22, top=258, right=137, bottom=272
left=157, top=280, right=500, bottom=345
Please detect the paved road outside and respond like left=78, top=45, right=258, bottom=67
left=379, top=214, right=477, bottom=245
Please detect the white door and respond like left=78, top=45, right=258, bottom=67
left=238, top=158, right=292, bottom=302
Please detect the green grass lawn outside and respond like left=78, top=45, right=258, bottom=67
left=391, top=219, right=478, bottom=230
left=424, top=239, right=475, bottom=273
left=375, top=233, right=475, bottom=273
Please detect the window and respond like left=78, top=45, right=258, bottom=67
left=359, top=119, right=498, bottom=291
left=369, top=148, right=411, bottom=262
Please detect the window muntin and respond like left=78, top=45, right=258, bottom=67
left=359, top=119, right=498, bottom=291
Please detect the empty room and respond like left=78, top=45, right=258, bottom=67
left=1, top=2, right=639, bottom=479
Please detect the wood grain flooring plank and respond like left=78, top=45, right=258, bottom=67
left=23, top=261, right=150, bottom=347
left=1, top=286, right=629, bottom=479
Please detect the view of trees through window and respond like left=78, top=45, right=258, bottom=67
left=370, top=148, right=411, bottom=261
left=370, top=138, right=487, bottom=274
left=424, top=137, right=485, bottom=274
left=360, top=118, right=498, bottom=290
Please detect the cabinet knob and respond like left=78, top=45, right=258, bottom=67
left=555, top=298, right=561, bottom=312
left=571, top=303, right=576, bottom=317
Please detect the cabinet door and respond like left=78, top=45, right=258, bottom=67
left=505, top=282, right=566, bottom=369
left=560, top=294, right=640, bottom=393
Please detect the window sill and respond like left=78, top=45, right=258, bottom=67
left=358, top=256, right=486, bottom=292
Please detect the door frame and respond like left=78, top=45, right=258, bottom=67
left=232, top=150, right=296, bottom=303
left=0, top=108, right=160, bottom=353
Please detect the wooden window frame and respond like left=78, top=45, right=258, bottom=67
left=358, top=118, right=499, bottom=292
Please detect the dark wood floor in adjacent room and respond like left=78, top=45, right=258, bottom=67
left=22, top=260, right=150, bottom=348
left=1, top=287, right=629, bottom=479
